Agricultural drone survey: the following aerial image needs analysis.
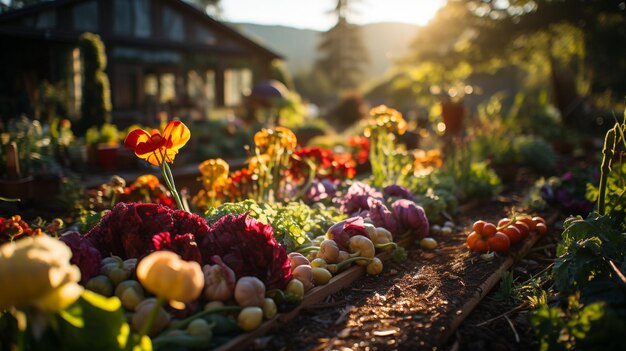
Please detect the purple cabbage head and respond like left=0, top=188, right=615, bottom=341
left=367, top=198, right=399, bottom=234
left=391, top=199, right=429, bottom=239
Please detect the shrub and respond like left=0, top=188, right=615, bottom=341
left=513, top=135, right=556, bottom=172
left=76, top=32, right=112, bottom=135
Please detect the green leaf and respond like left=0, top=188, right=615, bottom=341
left=56, top=290, right=132, bottom=351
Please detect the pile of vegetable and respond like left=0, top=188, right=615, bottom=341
left=465, top=214, right=547, bottom=254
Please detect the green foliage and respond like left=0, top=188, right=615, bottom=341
left=77, top=32, right=112, bottom=135
left=416, top=187, right=458, bottom=223
left=0, top=290, right=149, bottom=351
left=324, top=92, right=367, bottom=132
left=190, top=119, right=251, bottom=160
left=205, top=200, right=344, bottom=251
left=553, top=214, right=625, bottom=296
left=85, top=123, right=119, bottom=146
left=56, top=291, right=146, bottom=351
left=529, top=295, right=626, bottom=351
left=586, top=142, right=626, bottom=222
left=441, top=153, right=501, bottom=202
left=512, top=135, right=556, bottom=172
left=0, top=116, right=44, bottom=177
left=277, top=91, right=308, bottom=129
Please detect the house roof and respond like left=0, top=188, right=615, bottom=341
left=0, top=0, right=283, bottom=60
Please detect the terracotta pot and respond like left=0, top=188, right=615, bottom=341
left=0, top=176, right=34, bottom=202
left=95, top=144, right=119, bottom=172
left=441, top=100, right=465, bottom=135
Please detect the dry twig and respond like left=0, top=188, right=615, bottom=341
left=504, top=315, right=520, bottom=343
left=473, top=302, right=529, bottom=327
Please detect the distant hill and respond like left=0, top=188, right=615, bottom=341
left=227, top=22, right=421, bottom=79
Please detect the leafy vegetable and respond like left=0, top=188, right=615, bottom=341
left=529, top=295, right=626, bottom=351
left=205, top=200, right=343, bottom=251
left=553, top=214, right=626, bottom=295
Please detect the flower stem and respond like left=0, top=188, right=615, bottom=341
left=598, top=124, right=617, bottom=215
left=160, top=162, right=185, bottom=211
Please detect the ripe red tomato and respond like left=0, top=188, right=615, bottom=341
left=466, top=231, right=490, bottom=252
left=535, top=222, right=548, bottom=235
left=518, top=216, right=536, bottom=231
left=497, top=218, right=512, bottom=228
left=501, top=225, right=522, bottom=244
left=532, top=216, right=546, bottom=225
left=513, top=221, right=530, bottom=239
left=472, top=220, right=486, bottom=233
left=488, top=232, right=511, bottom=253
left=482, top=223, right=497, bottom=237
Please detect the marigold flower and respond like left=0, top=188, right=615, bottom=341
left=125, top=120, right=190, bottom=166
left=198, top=158, right=229, bottom=183
left=253, top=127, right=297, bottom=153
left=367, top=105, right=407, bottom=136
left=0, top=235, right=83, bottom=312
left=134, top=174, right=161, bottom=190
left=136, top=250, right=204, bottom=309
left=247, top=154, right=270, bottom=172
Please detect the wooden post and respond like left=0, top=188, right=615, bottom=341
left=5, top=142, right=21, bottom=180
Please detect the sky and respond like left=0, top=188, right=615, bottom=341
left=220, top=0, right=446, bottom=31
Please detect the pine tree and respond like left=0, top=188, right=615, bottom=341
left=315, top=0, right=369, bottom=91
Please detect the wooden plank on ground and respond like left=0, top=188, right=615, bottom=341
left=436, top=232, right=542, bottom=346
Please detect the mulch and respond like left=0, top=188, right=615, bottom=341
left=257, top=191, right=559, bottom=351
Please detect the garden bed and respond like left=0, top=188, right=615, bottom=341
left=209, top=195, right=554, bottom=351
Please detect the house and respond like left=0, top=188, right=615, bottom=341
left=0, top=0, right=283, bottom=127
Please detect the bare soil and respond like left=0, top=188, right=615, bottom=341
left=257, top=192, right=559, bottom=351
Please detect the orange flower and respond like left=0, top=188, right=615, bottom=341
left=198, top=158, right=230, bottom=196
left=133, top=174, right=161, bottom=190
left=413, top=149, right=443, bottom=176
left=247, top=154, right=270, bottom=172
left=254, top=127, right=297, bottom=153
left=198, top=158, right=229, bottom=180
left=125, top=121, right=190, bottom=166
left=367, top=105, right=407, bottom=136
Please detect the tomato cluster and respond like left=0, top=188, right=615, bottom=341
left=0, top=215, right=44, bottom=244
left=466, top=215, right=547, bottom=253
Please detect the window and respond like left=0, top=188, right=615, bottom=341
left=205, top=70, right=216, bottom=102
left=73, top=0, right=98, bottom=32
left=187, top=70, right=216, bottom=108
left=187, top=70, right=202, bottom=99
left=113, top=0, right=151, bottom=38
left=159, top=73, right=176, bottom=103
left=70, top=48, right=82, bottom=115
left=162, top=6, right=184, bottom=41
left=224, top=68, right=252, bottom=106
left=144, top=74, right=158, bottom=97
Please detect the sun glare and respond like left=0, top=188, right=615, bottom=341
left=354, top=0, right=445, bottom=27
